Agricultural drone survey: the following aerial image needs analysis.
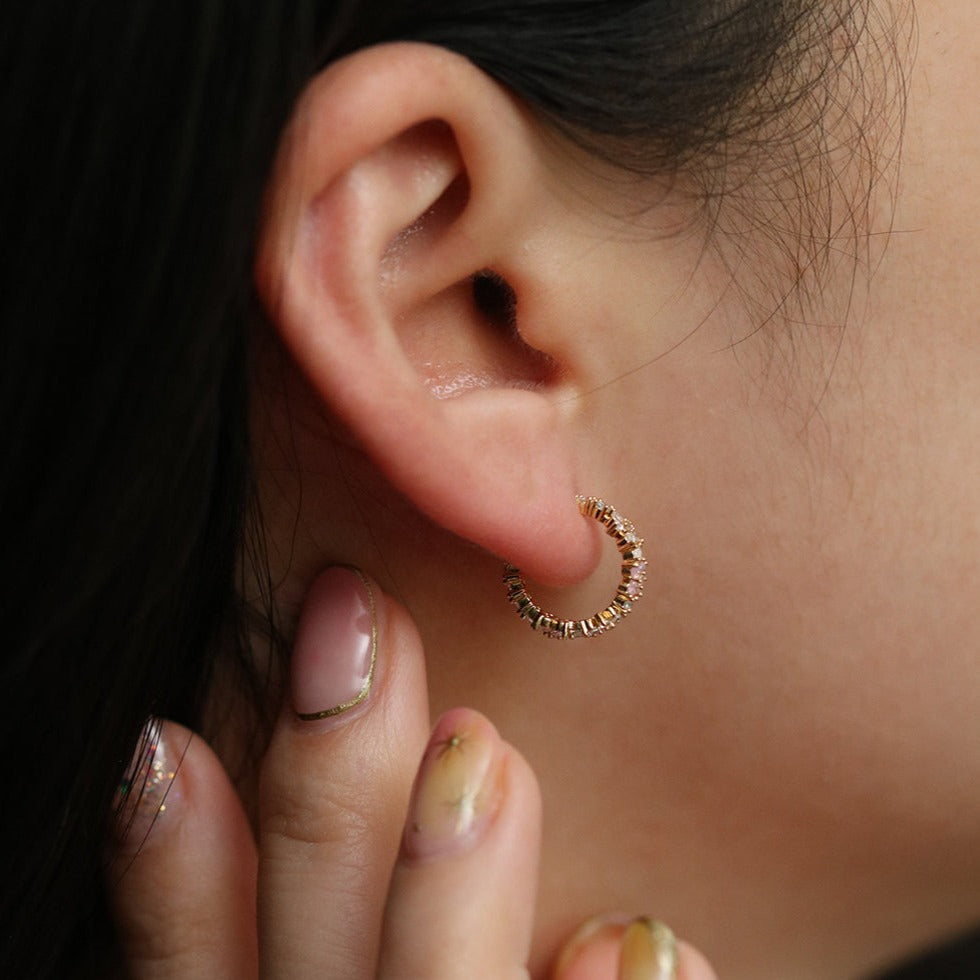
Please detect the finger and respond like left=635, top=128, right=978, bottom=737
left=258, top=566, right=430, bottom=980
left=553, top=916, right=718, bottom=980
left=108, top=719, right=258, bottom=980
left=377, top=708, right=543, bottom=979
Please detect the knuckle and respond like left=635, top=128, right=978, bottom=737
left=260, top=764, right=377, bottom=849
left=120, top=896, right=214, bottom=971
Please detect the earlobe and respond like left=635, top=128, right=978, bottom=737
left=255, top=43, right=600, bottom=586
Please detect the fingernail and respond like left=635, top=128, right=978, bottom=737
left=291, top=566, right=377, bottom=722
left=403, top=708, right=504, bottom=860
left=619, top=918, right=678, bottom=980
left=113, top=718, right=182, bottom=850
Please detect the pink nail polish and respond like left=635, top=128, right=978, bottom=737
left=291, top=566, right=378, bottom=722
left=403, top=709, right=504, bottom=860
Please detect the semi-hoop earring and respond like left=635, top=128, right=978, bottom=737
left=503, top=495, right=647, bottom=639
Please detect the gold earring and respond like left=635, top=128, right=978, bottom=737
left=503, top=495, right=647, bottom=639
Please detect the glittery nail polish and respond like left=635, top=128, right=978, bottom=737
left=114, top=718, right=181, bottom=849
left=403, top=708, right=504, bottom=860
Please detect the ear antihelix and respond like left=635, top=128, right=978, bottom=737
left=306, top=121, right=467, bottom=306
left=362, top=120, right=466, bottom=262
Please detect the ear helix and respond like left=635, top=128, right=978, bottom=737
left=257, top=43, right=603, bottom=587
left=503, top=496, right=648, bottom=639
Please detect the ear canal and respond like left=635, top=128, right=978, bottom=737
left=257, top=42, right=602, bottom=586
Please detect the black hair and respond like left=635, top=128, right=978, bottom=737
left=0, top=2, right=930, bottom=977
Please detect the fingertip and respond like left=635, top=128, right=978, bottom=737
left=109, top=717, right=256, bottom=889
left=279, top=566, right=429, bottom=737
left=551, top=914, right=625, bottom=979
left=399, top=708, right=542, bottom=865
left=552, top=915, right=718, bottom=980
left=377, top=710, right=544, bottom=978
left=401, top=708, right=506, bottom=860
left=107, top=720, right=258, bottom=979
left=256, top=577, right=432, bottom=979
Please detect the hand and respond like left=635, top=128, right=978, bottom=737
left=108, top=567, right=718, bottom=979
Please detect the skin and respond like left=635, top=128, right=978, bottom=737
left=112, top=2, right=979, bottom=977
left=111, top=573, right=715, bottom=979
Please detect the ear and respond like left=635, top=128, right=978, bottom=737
left=255, top=42, right=602, bottom=586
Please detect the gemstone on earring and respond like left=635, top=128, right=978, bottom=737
left=503, top=495, right=648, bottom=640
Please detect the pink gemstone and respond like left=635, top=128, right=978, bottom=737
left=630, top=562, right=647, bottom=580
left=626, top=580, right=642, bottom=598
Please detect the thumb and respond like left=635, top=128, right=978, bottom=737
left=553, top=915, right=719, bottom=980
